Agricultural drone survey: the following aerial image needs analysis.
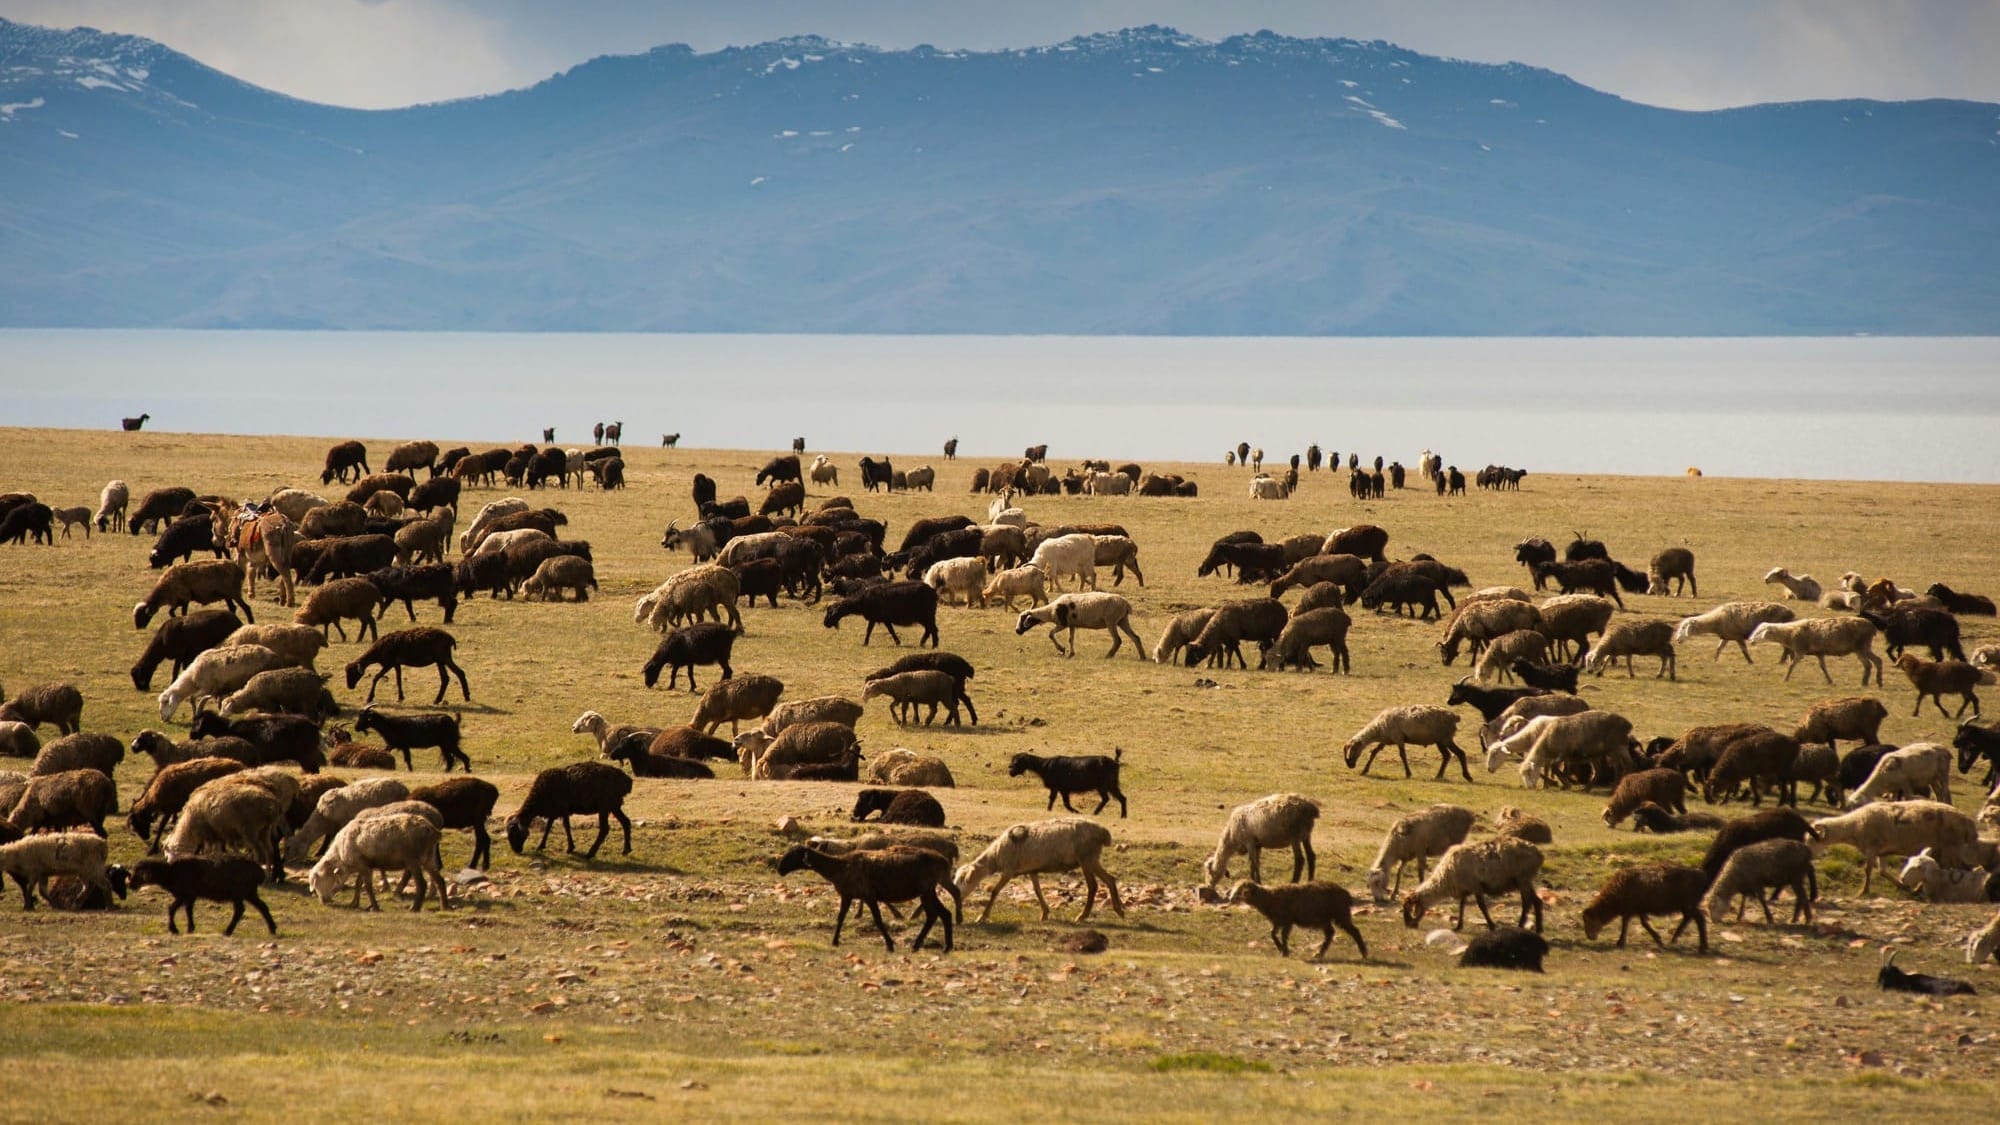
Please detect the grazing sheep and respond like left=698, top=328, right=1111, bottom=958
left=10, top=769, right=118, bottom=836
left=1580, top=863, right=1709, bottom=953
left=284, top=777, right=411, bottom=863
left=1583, top=618, right=1680, bottom=680
left=981, top=563, right=1050, bottom=611
left=1364, top=804, right=1475, bottom=902
left=1787, top=741, right=1843, bottom=806
left=1895, top=847, right=1996, bottom=904
left=219, top=668, right=337, bottom=723
left=1458, top=926, right=1548, bottom=972
left=851, top=788, right=946, bottom=828
left=1150, top=607, right=1218, bottom=666
left=1507, top=711, right=1636, bottom=791
left=1321, top=524, right=1390, bottom=562
left=1812, top=800, right=1977, bottom=894
left=1015, top=592, right=1145, bottom=659
left=605, top=735, right=714, bottom=779
left=1954, top=721, right=2000, bottom=790
left=0, top=501, right=56, bottom=546
left=863, top=670, right=973, bottom=727
left=1748, top=618, right=1884, bottom=686
left=1091, top=535, right=1144, bottom=587
left=149, top=642, right=283, bottom=723
left=29, top=733, right=124, bottom=779
left=298, top=501, right=367, bottom=541
left=1202, top=794, right=1320, bottom=888
left=1342, top=705, right=1470, bottom=781
left=1627, top=802, right=1726, bottom=833
left=188, top=712, right=326, bottom=774
left=95, top=480, right=129, bottom=533
left=344, top=626, right=469, bottom=704
left=1603, top=769, right=1690, bottom=827
left=125, top=486, right=195, bottom=536
left=0, top=833, right=114, bottom=910
left=222, top=622, right=326, bottom=672
left=1259, top=607, right=1352, bottom=672
left=1843, top=742, right=1953, bottom=807
left=778, top=843, right=955, bottom=953
left=1530, top=559, right=1623, bottom=608
left=1703, top=728, right=1802, bottom=807
left=570, top=710, right=655, bottom=756
left=644, top=622, right=737, bottom=692
left=1008, top=750, right=1126, bottom=817
left=309, top=812, right=449, bottom=912
left=1399, top=837, right=1545, bottom=932
left=741, top=721, right=862, bottom=781
left=955, top=817, right=1123, bottom=923
left=504, top=761, right=633, bottom=858
left=161, top=782, right=286, bottom=877
left=865, top=749, right=955, bottom=788
left=130, top=610, right=243, bottom=691
left=822, top=581, right=939, bottom=647
left=409, top=777, right=499, bottom=869
left=1793, top=696, right=1888, bottom=751
left=1472, top=630, right=1551, bottom=683
left=352, top=706, right=470, bottom=773
left=1437, top=600, right=1542, bottom=667
left=1226, top=881, right=1366, bottom=960
left=1534, top=594, right=1618, bottom=663
left=688, top=673, right=784, bottom=737
left=1703, top=839, right=1818, bottom=923
left=1672, top=601, right=1797, bottom=664
left=1359, top=569, right=1446, bottom=620
left=1493, top=806, right=1554, bottom=843
left=1269, top=554, right=1370, bottom=601
left=1763, top=567, right=1823, bottom=602
left=1645, top=548, right=1698, bottom=597
left=638, top=565, right=744, bottom=634
left=1893, top=653, right=1990, bottom=719
left=923, top=555, right=990, bottom=608
left=0, top=725, right=37, bottom=760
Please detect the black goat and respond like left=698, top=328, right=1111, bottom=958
left=1926, top=583, right=1997, bottom=616
left=1008, top=749, right=1127, bottom=818
left=643, top=622, right=737, bottom=690
left=148, top=515, right=220, bottom=568
left=1445, top=679, right=1548, bottom=722
left=1511, top=660, right=1580, bottom=694
left=128, top=856, right=276, bottom=936
left=1954, top=722, right=2000, bottom=789
left=1564, top=533, right=1609, bottom=562
left=1878, top=949, right=1975, bottom=996
left=353, top=705, right=471, bottom=772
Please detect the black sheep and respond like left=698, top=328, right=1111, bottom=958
left=189, top=711, right=326, bottom=773
left=902, top=527, right=982, bottom=580
left=1532, top=559, right=1625, bottom=608
left=1197, top=541, right=1288, bottom=583
left=128, top=856, right=276, bottom=936
left=344, top=626, right=470, bottom=704
left=896, top=515, right=976, bottom=554
left=1954, top=723, right=2000, bottom=789
left=454, top=552, right=512, bottom=600
left=1926, top=583, right=1997, bottom=617
left=643, top=622, right=737, bottom=691
left=756, top=454, right=802, bottom=487
left=1511, top=660, right=1580, bottom=694
left=303, top=534, right=397, bottom=585
left=505, top=761, right=633, bottom=858
left=128, top=487, right=196, bottom=535
left=1698, top=807, right=1819, bottom=884
left=1444, top=679, right=1549, bottom=723
left=1358, top=571, right=1443, bottom=620
left=1861, top=607, right=1966, bottom=662
left=822, top=581, right=940, bottom=647
left=526, top=447, right=569, bottom=489
left=858, top=456, right=894, bottom=492
left=1008, top=749, right=1127, bottom=817
left=367, top=564, right=459, bottom=624
left=606, top=736, right=715, bottom=779
left=354, top=705, right=471, bottom=772
left=406, top=476, right=460, bottom=513
left=0, top=502, right=55, bottom=546
left=732, top=558, right=785, bottom=608
left=851, top=788, right=946, bottom=827
left=1458, top=926, right=1548, bottom=972
left=129, top=609, right=242, bottom=690
left=410, top=777, right=501, bottom=868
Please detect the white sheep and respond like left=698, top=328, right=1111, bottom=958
left=224, top=623, right=329, bottom=671
left=285, top=777, right=411, bottom=863
left=1437, top=600, right=1541, bottom=667
left=156, top=644, right=288, bottom=721
left=570, top=710, right=654, bottom=754
left=1472, top=629, right=1551, bottom=683
left=1365, top=804, right=1476, bottom=902
left=865, top=748, right=956, bottom=788
left=924, top=556, right=990, bottom=608
left=1820, top=590, right=1866, bottom=611
left=1201, top=794, right=1321, bottom=888
left=1671, top=600, right=1796, bottom=663
left=636, top=565, right=741, bottom=633
left=0, top=832, right=114, bottom=909
left=1844, top=742, right=1953, bottom=807
left=1748, top=618, right=1884, bottom=686
left=1248, top=474, right=1286, bottom=500
left=1027, top=533, right=1099, bottom=593
left=715, top=531, right=791, bottom=569
left=1583, top=618, right=1680, bottom=680
left=1341, top=705, right=1468, bottom=780
left=94, top=479, right=129, bottom=533
left=459, top=497, right=531, bottom=553
left=1151, top=607, right=1218, bottom=666
left=1398, top=836, right=1545, bottom=932
left=955, top=817, right=1123, bottom=923
left=808, top=454, right=838, bottom=486
left=1896, top=847, right=1994, bottom=903
left=1967, top=910, right=2000, bottom=964
left=1812, top=800, right=1980, bottom=894
left=981, top=564, right=1049, bottom=610
left=1014, top=592, right=1145, bottom=658
left=308, top=812, right=450, bottom=911
left=1478, top=693, right=1589, bottom=749
left=1763, top=567, right=1823, bottom=602
left=471, top=527, right=550, bottom=557
left=1085, top=471, right=1132, bottom=497
left=1507, top=710, right=1636, bottom=790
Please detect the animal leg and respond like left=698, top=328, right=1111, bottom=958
left=584, top=811, right=611, bottom=858
left=831, top=895, right=852, bottom=945
left=1637, top=916, right=1665, bottom=948
left=865, top=900, right=896, bottom=951
left=1029, top=874, right=1053, bottom=920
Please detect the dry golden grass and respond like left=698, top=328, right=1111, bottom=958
left=2, top=425, right=1999, bottom=1119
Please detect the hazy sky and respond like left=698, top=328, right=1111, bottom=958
left=7, top=0, right=1999, bottom=111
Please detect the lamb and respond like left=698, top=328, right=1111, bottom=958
left=309, top=812, right=450, bottom=912
left=1091, top=535, right=1144, bottom=587
left=9, top=769, right=119, bottom=836
left=29, top=733, right=124, bottom=779
left=1793, top=696, right=1888, bottom=751
left=1471, top=630, right=1552, bottom=683
left=95, top=479, right=129, bottom=533
left=1812, top=800, right=1978, bottom=894
left=352, top=705, right=471, bottom=773
left=1703, top=728, right=1802, bottom=807
left=865, top=749, right=955, bottom=788
left=690, top=673, right=784, bottom=737
left=1014, top=592, right=1145, bottom=659
left=1202, top=794, right=1320, bottom=888
left=1364, top=804, right=1475, bottom=902
left=1259, top=607, right=1352, bottom=672
left=324, top=727, right=397, bottom=768
left=851, top=788, right=947, bottom=828
left=1226, top=881, right=1366, bottom=960
left=1896, top=847, right=1996, bottom=904
left=1580, top=863, right=1709, bottom=952
left=0, top=833, right=114, bottom=910
left=1843, top=742, right=1953, bottom=807
left=1436, top=600, right=1542, bottom=666
left=1748, top=618, right=1884, bottom=686
left=981, top=564, right=1050, bottom=611
left=741, top=722, right=862, bottom=780
left=344, top=626, right=470, bottom=704
left=778, top=843, right=955, bottom=953
left=1458, top=926, right=1549, bottom=972
left=1893, top=653, right=1990, bottom=719
left=1493, top=806, right=1554, bottom=844
left=1603, top=769, right=1690, bottom=827
left=409, top=777, right=500, bottom=869
left=1640, top=547, right=1698, bottom=597
left=570, top=710, right=656, bottom=756
left=1342, top=705, right=1471, bottom=781
left=923, top=556, right=990, bottom=608
left=1151, top=608, right=1218, bottom=666
left=1672, top=600, right=1797, bottom=663
left=1582, top=618, right=1680, bottom=680
left=1399, top=837, right=1545, bottom=932
left=1534, top=594, right=1618, bottom=663
left=822, top=581, right=939, bottom=647
left=128, top=856, right=276, bottom=935
left=285, top=777, right=412, bottom=863
left=1763, top=567, right=1823, bottom=602
left=1703, top=839, right=1818, bottom=923
left=955, top=817, right=1123, bottom=923
left=130, top=610, right=243, bottom=691
left=504, top=761, right=633, bottom=858
left=862, top=670, right=973, bottom=727
left=1008, top=750, right=1127, bottom=817
left=133, top=559, right=255, bottom=628
left=1879, top=949, right=1976, bottom=996
left=1180, top=598, right=1286, bottom=668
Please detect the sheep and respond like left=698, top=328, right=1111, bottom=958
left=129, top=728, right=257, bottom=772
left=862, top=670, right=972, bottom=727
left=1322, top=524, right=1390, bottom=562
left=324, top=725, right=396, bottom=770
left=1269, top=554, right=1370, bottom=601
left=285, top=777, right=412, bottom=863
left=756, top=695, right=873, bottom=743
left=1151, top=608, right=1218, bottom=666
left=1364, top=804, right=1475, bottom=902
left=851, top=788, right=947, bottom=828
left=290, top=576, right=383, bottom=643
left=505, top=761, right=633, bottom=858
left=865, top=749, right=955, bottom=788
left=149, top=643, right=283, bottom=723
left=1226, top=881, right=1367, bottom=960
left=0, top=833, right=113, bottom=910
left=923, top=556, right=989, bottom=608
left=1954, top=721, right=2000, bottom=791
left=1444, top=678, right=1548, bottom=726
left=1843, top=743, right=1903, bottom=803
left=128, top=856, right=276, bottom=935
left=409, top=777, right=499, bottom=869
left=218, top=668, right=337, bottom=723
left=0, top=500, right=56, bottom=546
left=1493, top=806, right=1554, bottom=844
left=1091, top=535, right=1144, bottom=587
left=570, top=710, right=654, bottom=756
left=1763, top=567, right=1823, bottom=602
left=1793, top=696, right=1888, bottom=751
left=1703, top=839, right=1818, bottom=923
left=133, top=559, right=255, bottom=629
left=1531, top=558, right=1623, bottom=608
left=28, top=733, right=123, bottom=780
left=643, top=622, right=737, bottom=692
left=778, top=843, right=955, bottom=952
left=605, top=734, right=714, bottom=779
left=188, top=712, right=326, bottom=774
left=124, top=486, right=194, bottom=535
left=1879, top=949, right=1976, bottom=996
left=309, top=812, right=450, bottom=912
left=1843, top=742, right=1953, bottom=807
left=1534, top=594, right=1617, bottom=663
left=638, top=565, right=744, bottom=634
left=1787, top=741, right=1843, bottom=806
left=1639, top=547, right=1698, bottom=597
left=95, top=479, right=129, bottom=533
left=1458, top=926, right=1549, bottom=972
left=955, top=817, right=1123, bottom=923
left=1358, top=569, right=1445, bottom=619
left=1202, top=794, right=1320, bottom=888
left=1342, top=705, right=1470, bottom=782
left=129, top=610, right=243, bottom=692
left=366, top=563, right=459, bottom=625
left=1627, top=802, right=1726, bottom=833
left=1472, top=630, right=1551, bottom=682
left=1896, top=847, right=1996, bottom=904
left=1703, top=728, right=1802, bottom=807
left=298, top=501, right=367, bottom=540
left=822, top=581, right=939, bottom=647
left=1436, top=600, right=1542, bottom=667
left=127, top=761, right=249, bottom=855
left=689, top=673, right=784, bottom=737
left=1812, top=800, right=1977, bottom=894
left=1026, top=532, right=1101, bottom=594
left=1656, top=722, right=1765, bottom=787
left=1399, top=837, right=1545, bottom=932
left=458, top=497, right=530, bottom=553
left=1894, top=653, right=1990, bottom=719
left=10, top=770, right=119, bottom=836
left=1967, top=911, right=2000, bottom=964
left=1509, top=711, right=1636, bottom=791
left=1603, top=769, right=1690, bottom=827
left=741, top=721, right=862, bottom=780
left=344, top=626, right=470, bottom=704
left=1015, top=592, right=1145, bottom=659
left=1580, top=864, right=1709, bottom=953
left=162, top=782, right=286, bottom=876
left=1928, top=583, right=1997, bottom=617
left=352, top=705, right=471, bottom=773
left=1863, top=606, right=1968, bottom=663
left=1259, top=607, right=1351, bottom=672
left=1181, top=598, right=1286, bottom=668
left=300, top=533, right=398, bottom=585
left=0, top=725, right=37, bottom=760
left=50, top=504, right=91, bottom=540
left=1008, top=750, right=1126, bottom=817
left=1672, top=601, right=1797, bottom=664
left=1748, top=618, right=1884, bottom=686
left=981, top=564, right=1050, bottom=611
left=1583, top=618, right=1680, bottom=680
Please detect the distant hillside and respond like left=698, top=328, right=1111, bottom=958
left=2, top=20, right=1996, bottom=334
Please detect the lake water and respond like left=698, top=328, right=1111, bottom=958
left=3, top=331, right=1997, bottom=482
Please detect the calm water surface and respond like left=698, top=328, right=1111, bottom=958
left=2, top=332, right=1996, bottom=482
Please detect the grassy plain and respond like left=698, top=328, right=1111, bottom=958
left=2, top=426, right=1999, bottom=1121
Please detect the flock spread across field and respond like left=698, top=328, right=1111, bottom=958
left=4, top=428, right=2000, bottom=1010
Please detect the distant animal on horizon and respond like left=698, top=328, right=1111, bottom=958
left=604, top=421, right=622, bottom=446
left=661, top=432, right=680, bottom=448
left=1686, top=467, right=1703, bottom=478
left=122, top=413, right=151, bottom=432
left=542, top=427, right=555, bottom=443
left=793, top=437, right=806, bottom=453
left=593, top=422, right=604, bottom=445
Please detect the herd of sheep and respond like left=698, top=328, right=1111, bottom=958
left=3, top=435, right=2000, bottom=998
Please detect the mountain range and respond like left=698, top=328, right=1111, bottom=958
left=2, top=19, right=1996, bottom=334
